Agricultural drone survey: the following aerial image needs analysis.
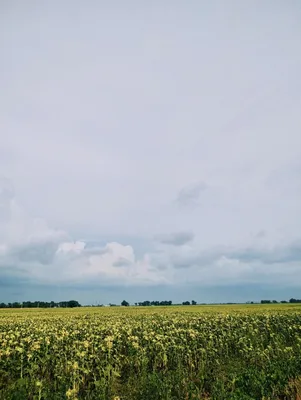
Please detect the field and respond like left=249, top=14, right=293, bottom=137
left=1, top=304, right=301, bottom=400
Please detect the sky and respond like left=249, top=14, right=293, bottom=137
left=1, top=1, right=301, bottom=305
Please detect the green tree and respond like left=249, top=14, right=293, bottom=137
left=67, top=300, right=81, bottom=308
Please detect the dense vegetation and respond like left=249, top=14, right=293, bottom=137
left=0, top=304, right=301, bottom=399
left=0, top=300, right=81, bottom=309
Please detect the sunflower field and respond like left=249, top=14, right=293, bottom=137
left=1, top=304, right=301, bottom=399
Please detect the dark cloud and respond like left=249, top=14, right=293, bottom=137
left=0, top=266, right=31, bottom=289
left=228, top=242, right=301, bottom=264
left=83, top=246, right=109, bottom=256
left=176, top=181, right=208, bottom=208
left=8, top=240, right=59, bottom=265
left=1, top=281, right=301, bottom=305
left=171, top=252, right=216, bottom=269
left=172, top=259, right=195, bottom=269
left=255, top=230, right=266, bottom=238
left=155, top=231, right=194, bottom=246
left=167, top=241, right=301, bottom=269
left=112, top=257, right=133, bottom=267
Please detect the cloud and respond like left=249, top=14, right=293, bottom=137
left=113, top=257, right=133, bottom=267
left=0, top=178, right=168, bottom=287
left=228, top=242, right=301, bottom=265
left=265, top=162, right=301, bottom=194
left=170, top=241, right=301, bottom=269
left=8, top=239, right=60, bottom=265
left=154, top=231, right=194, bottom=246
left=254, top=229, right=266, bottom=239
left=0, top=176, right=14, bottom=203
left=176, top=182, right=208, bottom=208
left=146, top=238, right=301, bottom=291
left=0, top=176, right=14, bottom=228
left=1, top=175, right=301, bottom=293
left=1, top=1, right=301, bottom=302
left=172, top=252, right=214, bottom=269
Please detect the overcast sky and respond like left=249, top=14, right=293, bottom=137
left=1, top=1, right=301, bottom=304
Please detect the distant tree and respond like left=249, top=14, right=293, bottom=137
left=68, top=300, right=81, bottom=308
left=136, top=300, right=173, bottom=306
left=160, top=300, right=172, bottom=306
left=182, top=301, right=190, bottom=305
left=121, top=300, right=129, bottom=307
left=289, top=298, right=301, bottom=303
left=192, top=300, right=197, bottom=305
left=261, top=300, right=271, bottom=304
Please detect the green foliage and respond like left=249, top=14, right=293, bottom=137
left=0, top=300, right=81, bottom=309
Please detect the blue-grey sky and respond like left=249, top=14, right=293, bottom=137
left=1, top=1, right=301, bottom=304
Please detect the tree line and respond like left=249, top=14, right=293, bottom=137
left=0, top=300, right=81, bottom=308
left=122, top=300, right=173, bottom=306
left=260, top=299, right=301, bottom=304
left=1, top=298, right=300, bottom=309
left=121, top=300, right=197, bottom=306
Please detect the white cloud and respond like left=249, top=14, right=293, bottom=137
left=0, top=180, right=167, bottom=286
left=57, top=241, right=86, bottom=254
left=1, top=176, right=301, bottom=291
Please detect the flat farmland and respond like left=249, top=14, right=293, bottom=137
left=1, top=304, right=301, bottom=399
